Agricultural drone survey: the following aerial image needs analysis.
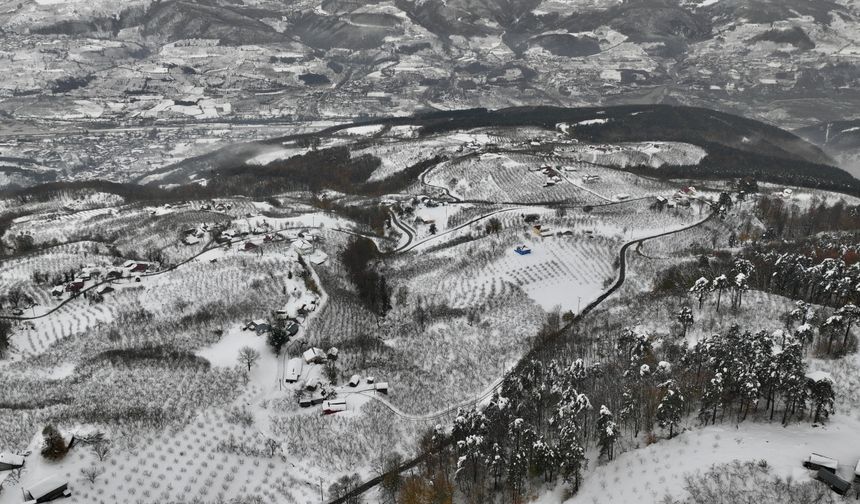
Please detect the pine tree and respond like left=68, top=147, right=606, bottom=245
left=712, top=275, right=729, bottom=312
left=596, top=405, right=618, bottom=461
left=656, top=380, right=685, bottom=438
left=690, top=277, right=711, bottom=310
left=677, top=306, right=694, bottom=337
left=809, top=378, right=835, bottom=424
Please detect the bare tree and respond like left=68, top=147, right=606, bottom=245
left=91, top=440, right=110, bottom=462
left=238, top=346, right=261, bottom=372
left=264, top=438, right=282, bottom=457
left=81, top=466, right=105, bottom=484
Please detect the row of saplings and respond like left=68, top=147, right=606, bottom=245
left=392, top=324, right=835, bottom=504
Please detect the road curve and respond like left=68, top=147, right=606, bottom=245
left=327, top=208, right=717, bottom=504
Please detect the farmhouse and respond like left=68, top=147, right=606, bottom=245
left=303, top=347, right=325, bottom=364
left=23, top=474, right=70, bottom=503
left=285, top=358, right=303, bottom=383
left=0, top=452, right=24, bottom=471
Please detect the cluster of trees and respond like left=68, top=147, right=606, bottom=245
left=687, top=258, right=755, bottom=312
left=753, top=196, right=860, bottom=239
left=404, top=321, right=832, bottom=502
left=340, top=237, right=391, bottom=317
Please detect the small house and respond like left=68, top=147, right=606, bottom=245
left=366, top=376, right=375, bottom=384
left=804, top=453, right=838, bottom=473
left=817, top=469, right=851, bottom=495
left=245, top=319, right=270, bottom=334
left=65, top=280, right=85, bottom=293
left=348, top=374, right=361, bottom=387
left=326, top=347, right=339, bottom=360
left=322, top=399, right=347, bottom=415
left=127, top=262, right=148, bottom=273
left=50, top=286, right=64, bottom=297
left=285, top=358, right=303, bottom=383
left=292, top=239, right=314, bottom=255
left=303, top=347, right=325, bottom=364
left=309, top=252, right=329, bottom=265
left=374, top=382, right=389, bottom=394
left=23, top=474, right=70, bottom=503
left=183, top=236, right=200, bottom=246
left=106, top=269, right=123, bottom=280
left=0, top=452, right=24, bottom=471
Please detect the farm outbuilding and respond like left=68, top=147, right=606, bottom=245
left=322, top=398, right=347, bottom=415
left=816, top=469, right=851, bottom=495
left=65, top=280, right=85, bottom=293
left=804, top=453, right=838, bottom=473
left=292, top=239, right=314, bottom=255
left=285, top=321, right=300, bottom=337
left=0, top=452, right=24, bottom=470
left=96, top=285, right=114, bottom=295
left=285, top=358, right=303, bottom=383
left=348, top=374, right=361, bottom=387
left=23, top=474, right=70, bottom=503
left=50, top=286, right=64, bottom=297
left=326, top=347, right=339, bottom=360
left=374, top=382, right=389, bottom=394
left=303, top=347, right=325, bottom=364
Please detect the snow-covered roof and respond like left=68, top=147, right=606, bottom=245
left=806, top=453, right=838, bottom=470
left=805, top=371, right=834, bottom=383
left=26, top=474, right=67, bottom=500
left=303, top=347, right=325, bottom=363
left=0, top=452, right=24, bottom=467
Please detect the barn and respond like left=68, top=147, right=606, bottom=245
left=24, top=474, right=70, bottom=503
left=0, top=452, right=24, bottom=471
